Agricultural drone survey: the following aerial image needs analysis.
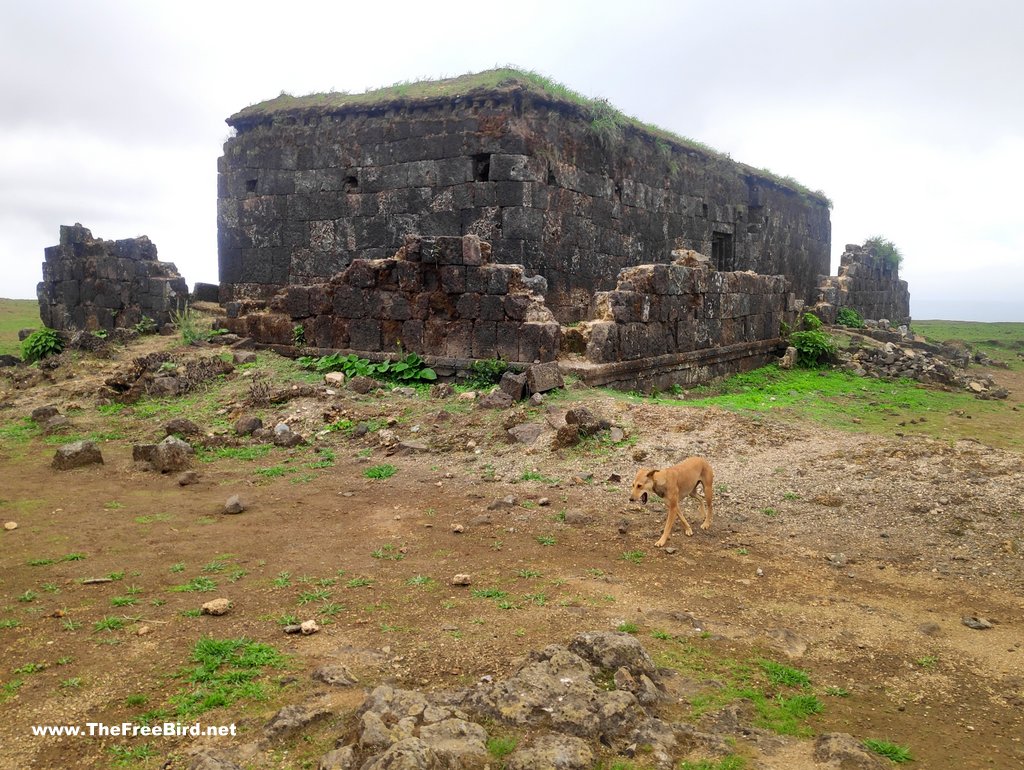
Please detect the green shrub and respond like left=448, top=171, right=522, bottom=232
left=789, top=330, right=837, bottom=368
left=292, top=324, right=305, bottom=347
left=467, top=357, right=509, bottom=388
left=134, top=316, right=158, bottom=335
left=169, top=304, right=210, bottom=344
left=788, top=312, right=836, bottom=368
left=21, top=328, right=64, bottom=363
left=864, top=236, right=903, bottom=268
left=299, top=351, right=436, bottom=383
left=836, top=307, right=865, bottom=328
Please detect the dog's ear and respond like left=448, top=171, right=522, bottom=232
left=646, top=469, right=657, bottom=480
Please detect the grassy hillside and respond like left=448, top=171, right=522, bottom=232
left=914, top=320, right=1024, bottom=370
left=0, top=299, right=40, bottom=358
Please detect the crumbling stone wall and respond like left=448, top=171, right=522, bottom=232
left=220, top=235, right=561, bottom=364
left=37, top=224, right=188, bottom=331
left=813, top=243, right=910, bottom=325
left=560, top=260, right=795, bottom=390
left=218, top=78, right=831, bottom=320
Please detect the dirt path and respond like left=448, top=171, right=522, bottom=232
left=0, top=349, right=1022, bottom=768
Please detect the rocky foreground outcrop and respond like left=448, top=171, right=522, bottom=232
left=187, top=631, right=888, bottom=770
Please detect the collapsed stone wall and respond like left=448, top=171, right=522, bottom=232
left=560, top=259, right=795, bottom=390
left=37, top=224, right=188, bottom=332
left=218, top=76, right=832, bottom=320
left=813, top=243, right=910, bottom=325
left=221, top=235, right=792, bottom=391
left=219, top=235, right=561, bottom=364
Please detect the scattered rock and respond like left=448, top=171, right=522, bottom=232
left=450, top=523, right=465, bottom=534
left=632, top=449, right=648, bottom=462
left=528, top=392, right=544, bottom=407
left=0, top=354, right=19, bottom=367
left=148, top=435, right=195, bottom=472
left=223, top=495, right=246, bottom=515
left=232, top=350, right=257, bottom=365
left=52, top=440, right=103, bottom=470
left=31, top=404, right=60, bottom=422
left=324, top=372, right=346, bottom=387
left=316, top=747, right=357, bottom=770
left=506, top=734, right=593, bottom=770
left=234, top=415, right=263, bottom=436
left=263, top=697, right=333, bottom=741
left=538, top=498, right=551, bottom=507
left=488, top=496, right=517, bottom=510
left=456, top=390, right=478, bottom=402
left=563, top=510, right=591, bottom=526
left=779, top=346, right=798, bottom=370
left=507, top=423, right=545, bottom=445
left=813, top=733, right=889, bottom=768
left=609, top=427, right=625, bottom=443
left=301, top=619, right=320, bottom=635
left=165, top=418, right=201, bottom=437
left=526, top=361, right=564, bottom=394
left=348, top=375, right=381, bottom=394
left=826, top=553, right=848, bottom=567
left=4, top=521, right=17, bottom=531
left=273, top=422, right=304, bottom=447
left=177, top=470, right=200, bottom=486
left=187, top=750, right=244, bottom=770
left=918, top=622, right=942, bottom=637
left=499, top=371, right=529, bottom=401
left=478, top=390, right=514, bottom=410
left=201, top=598, right=232, bottom=616
left=962, top=616, right=995, bottom=630
left=43, top=415, right=72, bottom=435
left=451, top=574, right=472, bottom=586
left=312, top=664, right=359, bottom=687
left=552, top=424, right=581, bottom=449
left=429, top=382, right=455, bottom=399
left=397, top=440, right=430, bottom=454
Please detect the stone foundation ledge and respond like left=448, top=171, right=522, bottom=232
left=559, top=338, right=786, bottom=392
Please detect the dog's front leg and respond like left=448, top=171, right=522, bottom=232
left=656, top=494, right=692, bottom=547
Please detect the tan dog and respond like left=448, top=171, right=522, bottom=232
left=629, top=457, right=714, bottom=547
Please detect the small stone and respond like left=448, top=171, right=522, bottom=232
left=164, top=418, right=201, bottom=437
left=756, top=568, right=764, bottom=577
left=918, top=622, right=942, bottom=637
left=606, top=473, right=621, bottom=483
left=609, top=427, right=625, bottom=443
left=324, top=372, right=345, bottom=386
left=43, top=415, right=72, bottom=435
left=665, top=547, right=678, bottom=554
left=4, top=521, right=17, bottom=531
left=528, top=392, right=544, bottom=407
left=429, top=382, right=455, bottom=399
left=488, top=496, right=517, bottom=510
left=826, top=553, right=848, bottom=567
left=962, top=616, right=994, bottom=630
left=201, top=598, right=232, bottom=616
left=312, top=665, right=359, bottom=686
left=300, top=620, right=320, bottom=635
left=234, top=415, right=263, bottom=436
left=136, top=625, right=151, bottom=637
left=224, top=495, right=245, bottom=514
left=632, top=449, right=648, bottom=462
left=538, top=497, right=550, bottom=507
left=450, top=523, right=465, bottom=533
left=456, top=390, right=478, bottom=402
left=31, top=405, right=60, bottom=422
left=451, top=574, right=472, bottom=586
left=52, top=440, right=103, bottom=470
left=232, top=350, right=257, bottom=365
left=177, top=470, right=200, bottom=486
left=478, top=390, right=514, bottom=410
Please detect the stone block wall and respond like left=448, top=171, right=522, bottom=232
left=559, top=262, right=795, bottom=390
left=219, top=77, right=831, bottom=320
left=220, top=235, right=561, bottom=363
left=813, top=243, right=910, bottom=325
left=37, top=224, right=189, bottom=331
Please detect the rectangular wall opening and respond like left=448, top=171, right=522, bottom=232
left=712, top=231, right=735, bottom=271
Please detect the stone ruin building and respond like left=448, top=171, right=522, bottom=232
left=812, top=242, right=911, bottom=326
left=36, top=224, right=189, bottom=332
left=27, top=72, right=913, bottom=391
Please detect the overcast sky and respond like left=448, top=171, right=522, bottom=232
left=1, top=0, right=1021, bottom=320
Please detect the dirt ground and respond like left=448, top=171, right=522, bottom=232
left=0, top=339, right=1022, bottom=769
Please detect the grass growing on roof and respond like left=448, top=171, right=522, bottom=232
left=231, top=68, right=829, bottom=206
